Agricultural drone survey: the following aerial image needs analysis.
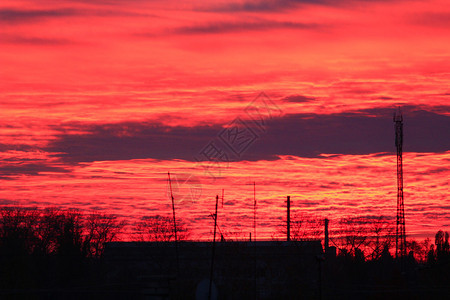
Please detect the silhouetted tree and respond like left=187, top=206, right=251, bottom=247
left=380, top=244, right=394, bottom=262
left=35, top=207, right=62, bottom=254
left=0, top=207, right=40, bottom=255
left=434, top=229, right=450, bottom=262
left=331, top=216, right=395, bottom=260
left=366, top=216, right=395, bottom=260
left=84, top=213, right=125, bottom=257
left=135, top=215, right=190, bottom=242
left=406, top=239, right=432, bottom=263
left=331, top=216, right=370, bottom=258
left=0, top=206, right=124, bottom=291
left=54, top=210, right=84, bottom=257
left=0, top=207, right=41, bottom=288
left=277, top=213, right=323, bottom=241
left=427, top=244, right=436, bottom=264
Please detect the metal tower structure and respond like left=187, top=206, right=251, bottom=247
left=394, top=110, right=406, bottom=258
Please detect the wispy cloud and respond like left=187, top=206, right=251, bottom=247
left=197, top=0, right=400, bottom=13
left=0, top=34, right=72, bottom=45
left=282, top=94, right=315, bottom=103
left=197, top=0, right=328, bottom=12
left=171, top=20, right=324, bottom=35
left=0, top=8, right=78, bottom=24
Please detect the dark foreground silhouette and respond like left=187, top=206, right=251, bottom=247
left=0, top=207, right=449, bottom=299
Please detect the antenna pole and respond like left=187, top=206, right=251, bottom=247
left=168, top=172, right=180, bottom=275
left=253, top=182, right=256, bottom=242
left=287, top=196, right=291, bottom=242
left=209, top=195, right=219, bottom=300
left=253, top=182, right=257, bottom=300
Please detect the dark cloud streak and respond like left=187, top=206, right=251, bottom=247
left=46, top=123, right=222, bottom=163
left=171, top=20, right=324, bottom=35
left=0, top=163, right=71, bottom=178
left=197, top=0, right=330, bottom=12
left=0, top=35, right=72, bottom=45
left=45, top=106, right=450, bottom=163
left=282, top=95, right=315, bottom=103
left=198, top=0, right=401, bottom=13
left=0, top=8, right=77, bottom=24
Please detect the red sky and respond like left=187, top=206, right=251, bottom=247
left=0, top=0, right=449, bottom=241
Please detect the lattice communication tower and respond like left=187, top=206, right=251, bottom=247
left=394, top=109, right=406, bottom=258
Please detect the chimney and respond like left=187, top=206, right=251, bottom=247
left=324, top=218, right=329, bottom=251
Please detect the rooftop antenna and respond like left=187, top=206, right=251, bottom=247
left=168, top=172, right=180, bottom=275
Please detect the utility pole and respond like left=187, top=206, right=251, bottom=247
left=287, top=196, right=291, bottom=242
left=394, top=109, right=406, bottom=258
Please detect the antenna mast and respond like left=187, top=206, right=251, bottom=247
left=287, top=196, right=291, bottom=242
left=168, top=172, right=180, bottom=274
left=209, top=195, right=219, bottom=300
left=253, top=182, right=256, bottom=242
left=253, top=182, right=257, bottom=300
left=394, top=110, right=406, bottom=258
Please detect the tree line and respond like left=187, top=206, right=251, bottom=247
left=0, top=206, right=123, bottom=258
left=277, top=213, right=449, bottom=264
left=1, top=206, right=448, bottom=265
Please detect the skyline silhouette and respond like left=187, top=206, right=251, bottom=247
left=1, top=0, right=449, bottom=245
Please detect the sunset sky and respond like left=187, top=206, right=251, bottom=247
left=0, top=0, right=449, bottom=241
